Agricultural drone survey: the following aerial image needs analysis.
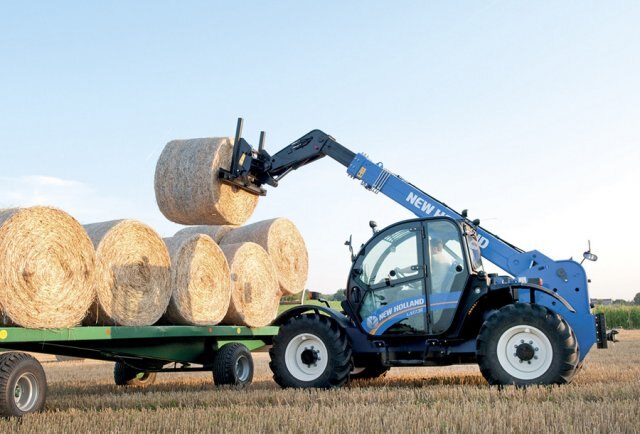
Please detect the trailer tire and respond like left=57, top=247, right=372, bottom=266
left=113, top=362, right=157, bottom=387
left=212, top=343, right=254, bottom=386
left=269, top=313, right=352, bottom=388
left=476, top=303, right=578, bottom=387
left=0, top=352, right=47, bottom=417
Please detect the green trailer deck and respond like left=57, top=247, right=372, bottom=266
left=0, top=325, right=277, bottom=364
left=0, top=325, right=279, bottom=417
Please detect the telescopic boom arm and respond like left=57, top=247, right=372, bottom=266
left=219, top=118, right=596, bottom=354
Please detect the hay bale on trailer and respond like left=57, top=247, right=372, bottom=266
left=163, top=233, right=231, bottom=326
left=0, top=207, right=95, bottom=328
left=220, top=218, right=308, bottom=295
left=84, top=220, right=171, bottom=326
left=154, top=137, right=259, bottom=225
left=173, top=224, right=237, bottom=243
left=220, top=242, right=280, bottom=328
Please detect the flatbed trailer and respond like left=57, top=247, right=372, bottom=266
left=0, top=324, right=278, bottom=417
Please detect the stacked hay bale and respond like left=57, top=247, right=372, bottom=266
left=0, top=207, right=96, bottom=328
left=171, top=218, right=309, bottom=327
left=84, top=220, right=171, bottom=326
left=154, top=137, right=258, bottom=225
left=155, top=137, right=309, bottom=327
left=163, top=233, right=231, bottom=326
left=219, top=242, right=280, bottom=327
left=220, top=218, right=308, bottom=296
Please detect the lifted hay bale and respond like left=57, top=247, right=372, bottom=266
left=84, top=220, right=171, bottom=326
left=173, top=225, right=237, bottom=243
left=163, top=233, right=231, bottom=326
left=221, top=218, right=308, bottom=295
left=220, top=242, right=280, bottom=327
left=0, top=207, right=95, bottom=328
left=154, top=137, right=259, bottom=225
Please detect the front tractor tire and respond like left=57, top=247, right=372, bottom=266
left=476, top=303, right=579, bottom=387
left=269, top=314, right=352, bottom=388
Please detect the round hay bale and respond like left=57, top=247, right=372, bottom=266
left=220, top=218, right=308, bottom=295
left=154, top=137, right=259, bottom=225
left=84, top=220, right=171, bottom=326
left=163, top=234, right=231, bottom=326
left=220, top=242, right=280, bottom=327
left=0, top=207, right=95, bottom=328
left=173, top=225, right=237, bottom=243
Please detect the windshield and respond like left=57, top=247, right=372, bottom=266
left=358, top=227, right=418, bottom=286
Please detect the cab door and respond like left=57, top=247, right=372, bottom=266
left=351, top=221, right=428, bottom=336
left=425, top=219, right=470, bottom=334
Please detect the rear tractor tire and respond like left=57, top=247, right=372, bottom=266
left=113, top=362, right=157, bottom=387
left=212, top=343, right=254, bottom=386
left=0, top=352, right=47, bottom=417
left=476, top=303, right=578, bottom=387
left=269, top=314, right=352, bottom=388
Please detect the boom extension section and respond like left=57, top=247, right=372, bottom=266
left=219, top=118, right=355, bottom=195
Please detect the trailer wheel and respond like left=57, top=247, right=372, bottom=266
left=476, top=303, right=578, bottom=387
left=113, top=362, right=157, bottom=387
left=212, top=343, right=254, bottom=386
left=0, top=352, right=47, bottom=417
left=269, top=314, right=352, bottom=388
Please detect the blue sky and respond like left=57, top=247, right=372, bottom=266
left=1, top=1, right=638, bottom=299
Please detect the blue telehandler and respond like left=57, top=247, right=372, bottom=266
left=220, top=118, right=610, bottom=388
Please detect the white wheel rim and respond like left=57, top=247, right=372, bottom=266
left=235, top=355, right=251, bottom=383
left=284, top=333, right=328, bottom=382
left=496, top=325, right=553, bottom=380
left=14, top=373, right=39, bottom=412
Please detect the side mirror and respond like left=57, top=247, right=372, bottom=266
left=581, top=240, right=598, bottom=264
left=345, top=235, right=356, bottom=262
left=369, top=220, right=378, bottom=234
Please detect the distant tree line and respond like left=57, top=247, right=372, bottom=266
left=592, top=293, right=640, bottom=306
left=280, top=289, right=346, bottom=304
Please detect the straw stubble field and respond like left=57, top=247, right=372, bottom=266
left=2, top=330, right=639, bottom=433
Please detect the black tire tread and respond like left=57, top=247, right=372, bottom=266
left=212, top=343, right=254, bottom=386
left=476, top=303, right=578, bottom=387
left=113, top=362, right=157, bottom=387
left=0, top=352, right=47, bottom=417
left=269, top=314, right=352, bottom=388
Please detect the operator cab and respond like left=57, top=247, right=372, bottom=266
left=346, top=217, right=484, bottom=337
